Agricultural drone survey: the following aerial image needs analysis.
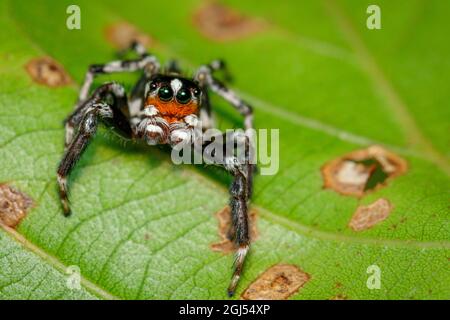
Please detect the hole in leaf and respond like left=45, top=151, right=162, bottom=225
left=321, top=145, right=407, bottom=197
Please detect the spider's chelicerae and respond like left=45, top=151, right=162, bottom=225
left=57, top=41, right=254, bottom=297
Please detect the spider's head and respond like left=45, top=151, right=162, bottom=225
left=144, top=75, right=201, bottom=124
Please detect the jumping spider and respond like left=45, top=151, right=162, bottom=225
left=57, top=42, right=254, bottom=297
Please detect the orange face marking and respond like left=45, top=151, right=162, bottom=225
left=146, top=97, right=198, bottom=123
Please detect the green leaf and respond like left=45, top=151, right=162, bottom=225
left=1, top=0, right=449, bottom=300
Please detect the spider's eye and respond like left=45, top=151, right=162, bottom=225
left=149, top=81, right=158, bottom=91
left=176, top=88, right=191, bottom=104
left=193, top=88, right=201, bottom=97
left=158, top=86, right=173, bottom=101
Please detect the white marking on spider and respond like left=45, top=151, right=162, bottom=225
left=224, top=156, right=239, bottom=171
left=65, top=124, right=74, bottom=145
left=103, top=61, right=122, bottom=72
left=244, top=114, right=253, bottom=130
left=79, top=72, right=93, bottom=100
left=200, top=109, right=214, bottom=129
left=170, top=129, right=191, bottom=145
left=184, top=114, right=198, bottom=127
left=236, top=246, right=249, bottom=263
left=143, top=105, right=159, bottom=117
left=152, top=117, right=170, bottom=130
left=111, top=83, right=125, bottom=96
left=57, top=173, right=67, bottom=188
left=170, top=78, right=182, bottom=93
left=129, top=98, right=142, bottom=116
left=146, top=124, right=163, bottom=135
left=144, top=82, right=151, bottom=97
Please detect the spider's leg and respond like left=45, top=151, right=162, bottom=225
left=195, top=131, right=252, bottom=296
left=117, top=40, right=149, bottom=58
left=65, top=43, right=159, bottom=147
left=77, top=55, right=158, bottom=106
left=165, top=59, right=182, bottom=74
left=195, top=66, right=255, bottom=198
left=79, top=41, right=154, bottom=104
left=227, top=169, right=250, bottom=297
left=202, top=59, right=233, bottom=81
left=199, top=85, right=215, bottom=131
left=194, top=60, right=232, bottom=131
left=128, top=40, right=157, bottom=104
left=58, top=83, right=132, bottom=216
left=196, top=68, right=253, bottom=131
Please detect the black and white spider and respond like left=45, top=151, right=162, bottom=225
left=56, top=41, right=254, bottom=297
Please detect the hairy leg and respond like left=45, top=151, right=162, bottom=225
left=58, top=83, right=132, bottom=216
left=194, top=130, right=252, bottom=296
left=195, top=64, right=255, bottom=197
left=65, top=42, right=159, bottom=148
left=194, top=61, right=252, bottom=130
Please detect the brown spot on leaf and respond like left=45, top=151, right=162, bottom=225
left=104, top=22, right=155, bottom=50
left=321, top=145, right=407, bottom=197
left=25, top=57, right=72, bottom=87
left=349, top=198, right=392, bottom=231
left=193, top=2, right=265, bottom=42
left=0, top=184, right=34, bottom=228
left=210, top=206, right=258, bottom=254
left=241, top=264, right=310, bottom=300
